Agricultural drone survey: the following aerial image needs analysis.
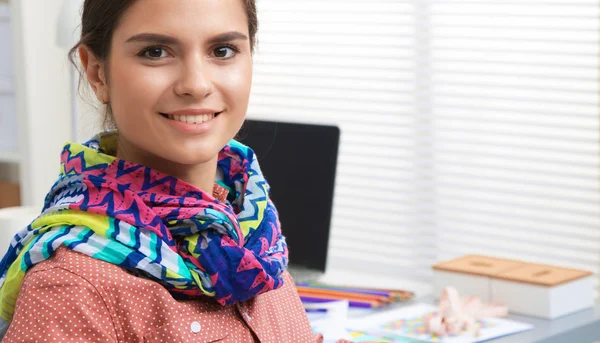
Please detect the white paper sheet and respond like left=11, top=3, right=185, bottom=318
left=305, top=300, right=353, bottom=343
left=347, top=303, right=533, bottom=343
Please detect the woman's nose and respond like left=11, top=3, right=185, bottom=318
left=173, top=58, right=213, bottom=99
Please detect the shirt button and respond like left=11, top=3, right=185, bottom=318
left=190, top=321, right=201, bottom=333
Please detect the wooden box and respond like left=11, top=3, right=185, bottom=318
left=491, top=263, right=593, bottom=319
left=0, top=181, right=20, bottom=208
left=432, top=255, right=525, bottom=302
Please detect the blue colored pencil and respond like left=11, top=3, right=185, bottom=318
left=296, top=282, right=391, bottom=297
left=299, top=295, right=383, bottom=309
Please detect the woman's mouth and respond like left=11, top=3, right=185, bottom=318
left=160, top=111, right=221, bottom=124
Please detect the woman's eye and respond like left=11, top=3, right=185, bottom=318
left=213, top=46, right=237, bottom=59
left=140, top=47, right=169, bottom=60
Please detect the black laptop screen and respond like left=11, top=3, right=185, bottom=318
left=237, top=119, right=340, bottom=272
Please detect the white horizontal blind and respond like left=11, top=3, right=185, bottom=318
left=248, top=0, right=436, bottom=281
left=249, top=0, right=600, bottom=288
left=431, top=1, right=600, bottom=289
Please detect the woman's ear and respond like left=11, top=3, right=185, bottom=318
left=78, top=45, right=109, bottom=104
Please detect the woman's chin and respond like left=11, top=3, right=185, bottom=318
left=157, top=147, right=220, bottom=167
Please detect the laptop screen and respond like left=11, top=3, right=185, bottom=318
left=237, top=119, right=340, bottom=273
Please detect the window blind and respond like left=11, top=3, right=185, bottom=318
left=248, top=0, right=600, bottom=290
left=247, top=0, right=434, bottom=282
left=430, top=1, right=600, bottom=287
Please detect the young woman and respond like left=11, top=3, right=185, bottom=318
left=0, top=0, right=363, bottom=342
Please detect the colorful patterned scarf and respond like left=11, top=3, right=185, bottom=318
left=0, top=132, right=288, bottom=327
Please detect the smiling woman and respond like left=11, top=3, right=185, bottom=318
left=78, top=0, right=253, bottom=193
left=0, top=1, right=337, bottom=342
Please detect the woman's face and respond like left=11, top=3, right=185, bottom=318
left=104, top=0, right=252, bottom=165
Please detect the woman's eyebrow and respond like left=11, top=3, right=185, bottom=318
left=125, top=31, right=248, bottom=46
left=125, top=33, right=179, bottom=45
left=207, top=31, right=249, bottom=44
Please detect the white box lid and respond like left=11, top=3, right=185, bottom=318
left=494, top=263, right=592, bottom=287
left=433, top=255, right=525, bottom=277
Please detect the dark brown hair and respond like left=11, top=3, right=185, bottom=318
left=68, top=0, right=258, bottom=129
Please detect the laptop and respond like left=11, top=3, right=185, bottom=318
left=237, top=119, right=340, bottom=283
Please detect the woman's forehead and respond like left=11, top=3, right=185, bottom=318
left=113, top=0, right=249, bottom=43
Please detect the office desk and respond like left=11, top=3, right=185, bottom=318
left=350, top=298, right=600, bottom=343
left=318, top=271, right=600, bottom=342
left=489, top=305, right=600, bottom=343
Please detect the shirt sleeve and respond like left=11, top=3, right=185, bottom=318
left=1, top=267, right=119, bottom=343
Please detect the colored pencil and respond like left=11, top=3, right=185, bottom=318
left=297, top=283, right=393, bottom=298
left=304, top=282, right=415, bottom=296
left=298, top=282, right=414, bottom=301
left=297, top=292, right=387, bottom=307
left=296, top=286, right=391, bottom=303
left=299, top=295, right=383, bottom=309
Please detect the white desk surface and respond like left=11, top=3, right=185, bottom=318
left=316, top=271, right=600, bottom=343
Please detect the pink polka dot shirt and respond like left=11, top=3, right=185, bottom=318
left=2, top=246, right=325, bottom=342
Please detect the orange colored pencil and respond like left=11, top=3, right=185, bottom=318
left=296, top=286, right=392, bottom=304
left=302, top=282, right=415, bottom=301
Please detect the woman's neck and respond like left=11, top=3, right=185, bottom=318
left=115, top=136, right=217, bottom=195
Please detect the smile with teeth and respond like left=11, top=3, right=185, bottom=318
left=161, top=112, right=220, bottom=124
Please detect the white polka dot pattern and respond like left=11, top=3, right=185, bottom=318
left=2, top=263, right=119, bottom=342
left=1, top=247, right=325, bottom=343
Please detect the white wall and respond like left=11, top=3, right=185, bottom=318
left=10, top=0, right=72, bottom=206
left=75, top=78, right=103, bottom=143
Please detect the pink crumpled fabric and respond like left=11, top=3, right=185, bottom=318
left=426, top=287, right=508, bottom=337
